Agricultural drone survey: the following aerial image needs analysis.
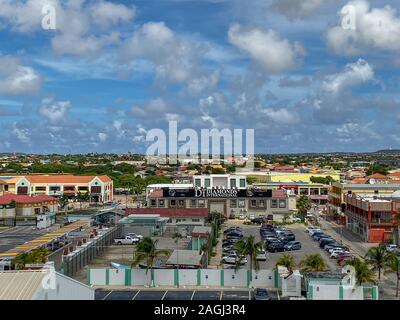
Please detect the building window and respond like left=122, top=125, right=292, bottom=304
left=167, top=218, right=172, bottom=223
left=230, top=199, right=237, bottom=208
left=240, top=179, right=246, bottom=188
left=178, top=199, right=185, bottom=208
left=271, top=200, right=278, bottom=208
left=279, top=200, right=286, bottom=208
left=151, top=199, right=157, bottom=207
left=78, top=186, right=88, bottom=191
left=91, top=186, right=101, bottom=194
left=35, top=186, right=46, bottom=191
left=230, top=179, right=237, bottom=188
left=259, top=200, right=265, bottom=208
left=192, top=219, right=200, bottom=222
left=190, top=199, right=197, bottom=208
left=198, top=199, right=205, bottom=208
left=4, top=185, right=8, bottom=192
left=238, top=199, right=245, bottom=208
left=17, top=186, right=28, bottom=194
left=170, top=199, right=176, bottom=207
left=251, top=200, right=257, bottom=208
left=195, top=179, right=201, bottom=187
left=158, top=199, right=165, bottom=207
left=205, top=178, right=211, bottom=188
left=176, top=219, right=181, bottom=223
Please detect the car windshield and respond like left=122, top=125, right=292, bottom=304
left=256, top=289, right=268, bottom=295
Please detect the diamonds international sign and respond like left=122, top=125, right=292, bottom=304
left=162, top=188, right=272, bottom=198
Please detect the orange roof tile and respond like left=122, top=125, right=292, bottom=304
left=25, top=175, right=112, bottom=184
left=366, top=173, right=388, bottom=179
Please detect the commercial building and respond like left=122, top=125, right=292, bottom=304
left=344, top=193, right=398, bottom=243
left=0, top=194, right=58, bottom=227
left=0, top=175, right=113, bottom=203
left=145, top=175, right=297, bottom=220
left=118, top=214, right=168, bottom=237
left=253, top=182, right=329, bottom=205
left=327, top=182, right=400, bottom=217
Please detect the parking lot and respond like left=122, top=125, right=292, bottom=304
left=0, top=226, right=50, bottom=253
left=220, top=222, right=340, bottom=272
left=95, top=289, right=280, bottom=300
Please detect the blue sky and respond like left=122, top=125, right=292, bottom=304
left=0, top=0, right=400, bottom=154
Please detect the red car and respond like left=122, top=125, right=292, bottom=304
left=336, top=253, right=353, bottom=265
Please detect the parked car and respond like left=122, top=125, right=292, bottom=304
left=309, top=229, right=322, bottom=236
left=224, top=227, right=242, bottom=234
left=253, top=288, right=270, bottom=300
left=114, top=235, right=140, bottom=245
left=291, top=217, right=301, bottom=223
left=221, top=254, right=247, bottom=265
left=385, top=244, right=398, bottom=253
left=267, top=242, right=285, bottom=253
left=337, top=254, right=353, bottom=265
left=284, top=241, right=302, bottom=251
left=324, top=243, right=341, bottom=252
left=251, top=217, right=264, bottom=225
left=238, top=213, right=245, bottom=220
left=312, top=234, right=329, bottom=241
left=266, top=214, right=273, bottom=221
left=256, top=249, right=267, bottom=261
left=126, top=233, right=144, bottom=240
left=319, top=239, right=336, bottom=248
left=305, top=226, right=320, bottom=233
left=331, top=249, right=350, bottom=259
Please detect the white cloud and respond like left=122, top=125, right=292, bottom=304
left=121, top=22, right=202, bottom=83
left=0, top=56, right=41, bottom=95
left=228, top=23, right=305, bottom=72
left=12, top=124, right=30, bottom=143
left=327, top=0, right=400, bottom=55
left=39, top=98, right=71, bottom=124
left=187, top=70, right=220, bottom=94
left=0, top=0, right=135, bottom=56
left=321, top=58, right=374, bottom=94
left=273, top=0, right=324, bottom=19
left=98, top=132, right=107, bottom=142
left=262, top=108, right=298, bottom=124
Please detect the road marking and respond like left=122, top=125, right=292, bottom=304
left=132, top=290, right=140, bottom=300
left=220, top=290, right=223, bottom=300
left=161, top=290, right=168, bottom=300
left=103, top=290, right=113, bottom=300
left=191, top=290, right=195, bottom=300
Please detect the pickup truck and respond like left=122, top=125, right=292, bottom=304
left=114, top=235, right=141, bottom=245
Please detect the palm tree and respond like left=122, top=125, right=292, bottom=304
left=365, top=246, right=393, bottom=280
left=299, top=254, right=327, bottom=272
left=276, top=253, right=296, bottom=271
left=13, top=252, right=30, bottom=269
left=233, top=235, right=264, bottom=282
left=385, top=253, right=400, bottom=297
left=12, top=247, right=49, bottom=270
left=346, top=258, right=376, bottom=285
left=199, top=235, right=213, bottom=265
left=296, top=195, right=312, bottom=221
left=131, top=237, right=170, bottom=287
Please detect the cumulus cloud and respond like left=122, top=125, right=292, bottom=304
left=273, top=0, right=324, bottom=20
left=228, top=23, right=305, bottom=72
left=0, top=56, right=41, bottom=95
left=98, top=132, right=107, bottom=142
left=321, top=58, right=374, bottom=94
left=326, top=0, right=400, bottom=55
left=121, top=22, right=204, bottom=83
left=39, top=98, right=71, bottom=124
left=262, top=108, right=299, bottom=124
left=312, top=59, right=375, bottom=123
left=0, top=0, right=135, bottom=56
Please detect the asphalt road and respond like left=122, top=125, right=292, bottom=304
left=0, top=226, right=48, bottom=253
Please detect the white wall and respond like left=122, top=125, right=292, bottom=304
left=109, top=269, right=125, bottom=285
left=200, top=269, right=220, bottom=287
left=342, top=286, right=364, bottom=300
left=223, top=269, right=248, bottom=287
left=310, top=284, right=340, bottom=300
left=91, top=269, right=106, bottom=285
left=179, top=270, right=198, bottom=286
left=251, top=270, right=275, bottom=288
left=154, top=269, right=175, bottom=286
left=131, top=269, right=152, bottom=286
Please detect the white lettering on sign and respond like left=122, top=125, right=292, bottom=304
left=195, top=189, right=238, bottom=198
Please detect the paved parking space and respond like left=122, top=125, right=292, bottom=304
left=106, top=290, right=139, bottom=300
left=96, top=289, right=257, bottom=300
left=192, top=291, right=221, bottom=300
left=163, top=291, right=194, bottom=300
left=221, top=291, right=250, bottom=300
left=133, top=290, right=166, bottom=300
left=0, top=226, right=48, bottom=253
